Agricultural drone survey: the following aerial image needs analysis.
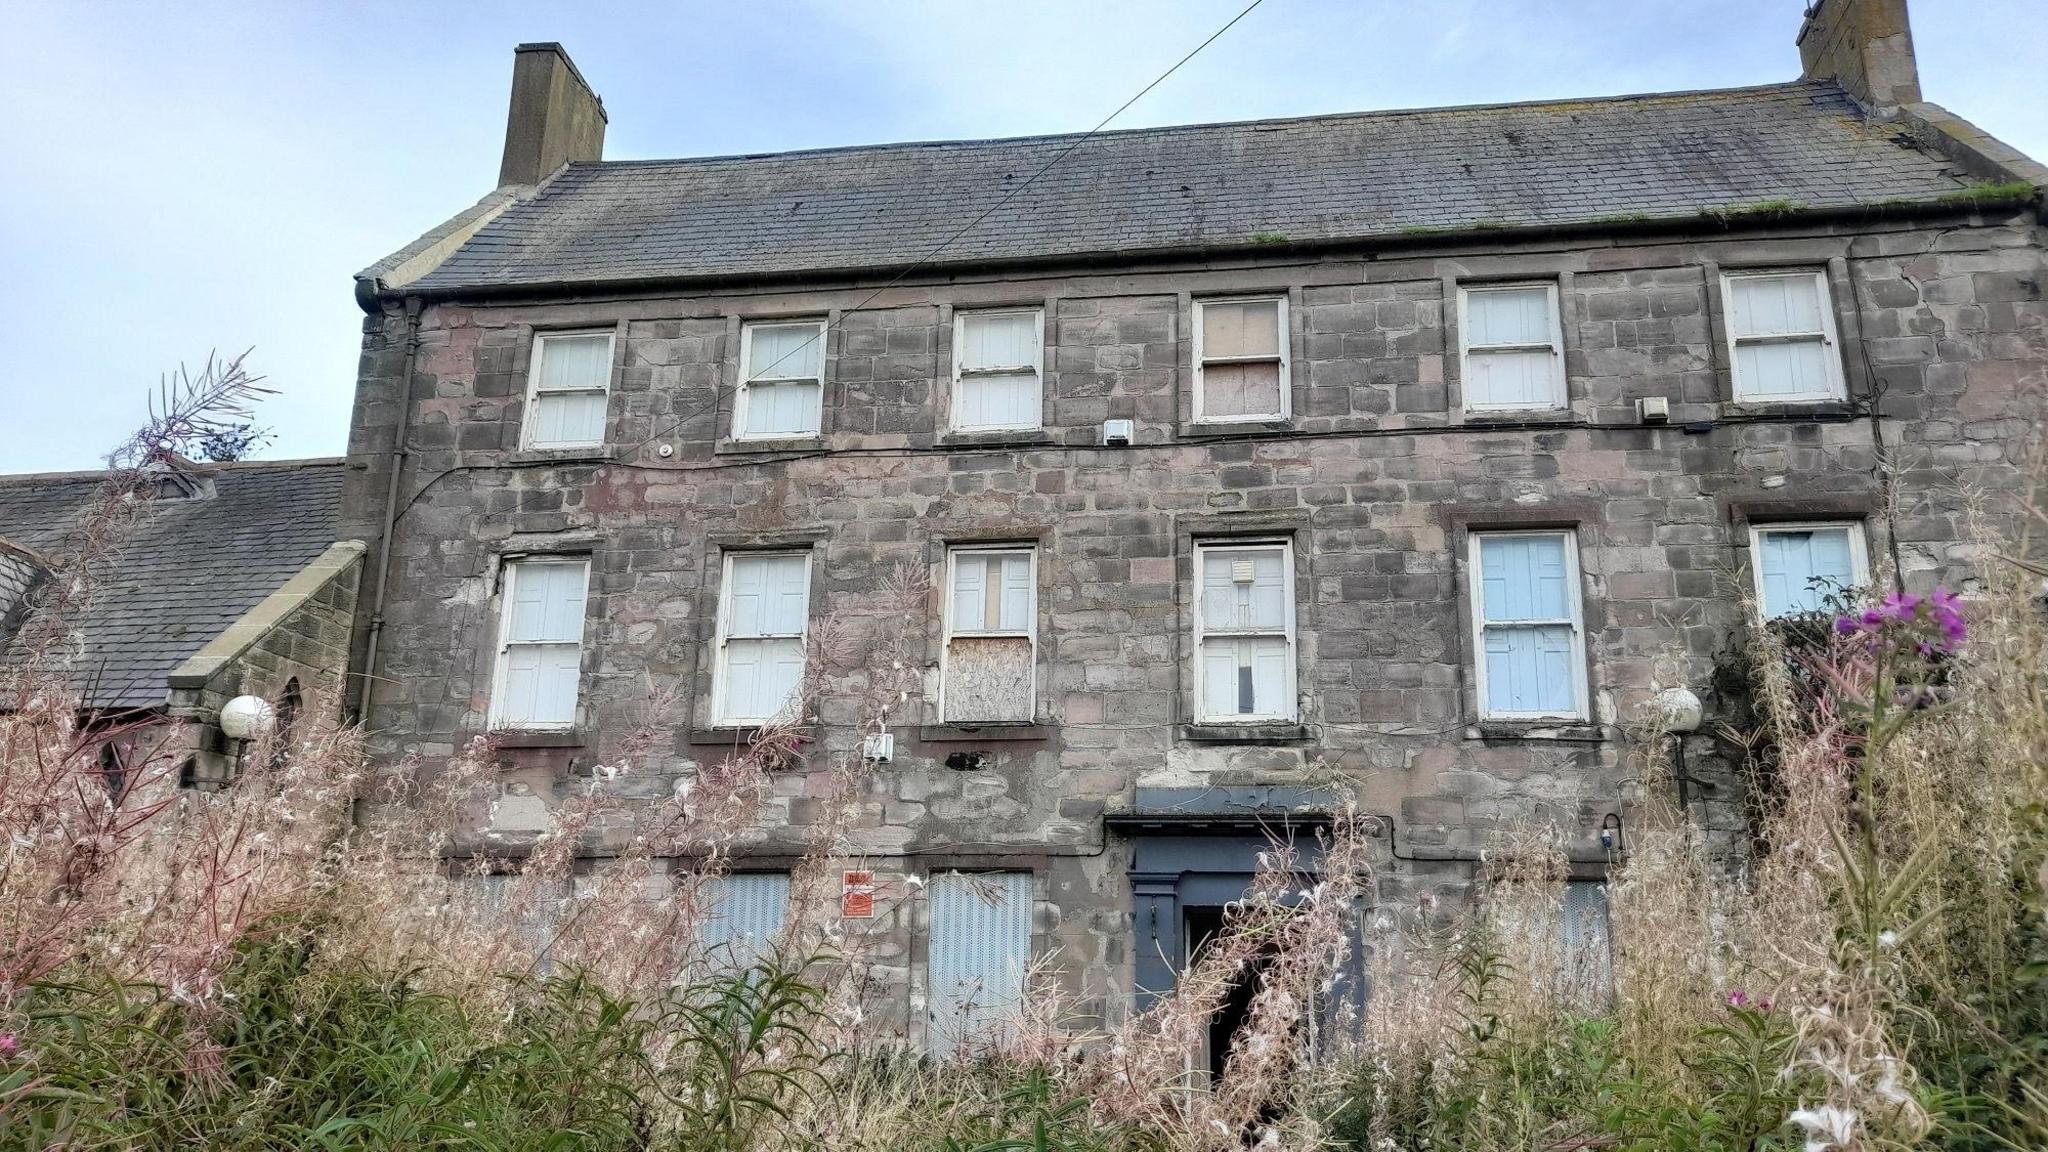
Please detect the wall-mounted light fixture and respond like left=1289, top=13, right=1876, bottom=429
left=1647, top=687, right=1709, bottom=814
left=218, top=694, right=276, bottom=779
left=1600, top=812, right=1623, bottom=854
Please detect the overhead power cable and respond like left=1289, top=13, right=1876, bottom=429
left=609, top=0, right=1270, bottom=461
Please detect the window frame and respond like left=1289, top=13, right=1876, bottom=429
left=520, top=329, right=617, bottom=450
left=735, top=319, right=828, bottom=441
left=939, top=545, right=1039, bottom=724
left=950, top=308, right=1045, bottom=433
left=1190, top=539, right=1298, bottom=724
left=1720, top=269, right=1847, bottom=403
left=1192, top=296, right=1291, bottom=424
left=1456, top=282, right=1567, bottom=412
left=711, top=549, right=814, bottom=726
left=1466, top=528, right=1589, bottom=722
left=487, top=556, right=591, bottom=731
left=1748, top=521, right=1870, bottom=620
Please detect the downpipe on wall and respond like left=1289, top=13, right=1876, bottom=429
left=357, top=295, right=423, bottom=723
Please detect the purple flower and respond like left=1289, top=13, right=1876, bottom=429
left=1831, top=585, right=1966, bottom=657
left=1726, top=989, right=1751, bottom=1009
left=0, top=1033, right=17, bottom=1059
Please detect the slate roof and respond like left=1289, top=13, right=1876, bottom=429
left=397, top=80, right=1972, bottom=294
left=0, top=460, right=347, bottom=709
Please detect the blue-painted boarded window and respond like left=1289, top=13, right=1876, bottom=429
left=699, top=872, right=790, bottom=971
left=926, top=870, right=1033, bottom=1058
left=1756, top=526, right=1858, bottom=618
left=1476, top=533, right=1580, bottom=717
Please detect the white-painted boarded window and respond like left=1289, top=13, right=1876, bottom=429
left=1470, top=531, right=1587, bottom=720
left=715, top=552, right=811, bottom=725
left=698, top=872, right=790, bottom=970
left=1194, top=297, right=1288, bottom=422
left=524, top=331, right=614, bottom=448
left=926, top=870, right=1033, bottom=1058
left=953, top=310, right=1043, bottom=431
left=1194, top=542, right=1296, bottom=722
left=489, top=558, right=589, bottom=729
left=1459, top=284, right=1565, bottom=411
left=943, top=547, right=1036, bottom=723
left=739, top=320, right=826, bottom=438
left=1723, top=271, right=1845, bottom=402
left=1751, top=523, right=1866, bottom=618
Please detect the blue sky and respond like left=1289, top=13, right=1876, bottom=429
left=3, top=1, right=2041, bottom=473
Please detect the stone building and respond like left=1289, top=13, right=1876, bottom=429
left=0, top=457, right=361, bottom=789
left=341, top=0, right=2044, bottom=1054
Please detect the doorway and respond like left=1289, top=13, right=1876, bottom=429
left=1183, top=906, right=1272, bottom=1083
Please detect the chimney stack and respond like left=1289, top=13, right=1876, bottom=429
left=1797, top=0, right=1922, bottom=110
left=498, top=43, right=607, bottom=187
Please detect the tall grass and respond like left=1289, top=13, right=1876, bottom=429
left=0, top=382, right=2042, bottom=1150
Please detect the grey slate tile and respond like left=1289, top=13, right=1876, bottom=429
left=395, top=81, right=1970, bottom=294
left=0, top=460, right=346, bottom=709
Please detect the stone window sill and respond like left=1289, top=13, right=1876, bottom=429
left=489, top=728, right=590, bottom=749
left=685, top=726, right=814, bottom=747
left=918, top=722, right=1053, bottom=743
left=715, top=436, right=828, bottom=456
left=1464, top=722, right=1609, bottom=744
left=1180, top=419, right=1295, bottom=440
left=1457, top=408, right=1574, bottom=426
left=503, top=448, right=613, bottom=466
left=1178, top=722, right=1310, bottom=745
left=935, top=429, right=1056, bottom=449
left=1718, top=399, right=1856, bottom=420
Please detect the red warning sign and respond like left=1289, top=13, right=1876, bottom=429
left=841, top=869, right=876, bottom=919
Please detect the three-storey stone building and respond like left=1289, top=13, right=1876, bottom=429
left=342, top=0, right=2045, bottom=1051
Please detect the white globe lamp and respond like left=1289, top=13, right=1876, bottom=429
left=219, top=694, right=277, bottom=741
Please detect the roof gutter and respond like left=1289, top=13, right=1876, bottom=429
left=374, top=193, right=2040, bottom=308
left=357, top=296, right=422, bottom=724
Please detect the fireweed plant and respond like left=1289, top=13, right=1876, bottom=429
left=1, top=379, right=2044, bottom=1152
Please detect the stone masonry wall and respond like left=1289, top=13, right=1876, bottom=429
left=343, top=212, right=2046, bottom=1042
left=169, top=545, right=364, bottom=786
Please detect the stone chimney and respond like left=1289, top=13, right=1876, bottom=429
left=498, top=43, right=607, bottom=187
left=1797, top=0, right=1922, bottom=109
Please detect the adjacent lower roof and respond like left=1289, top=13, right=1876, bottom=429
left=390, top=79, right=1975, bottom=295
left=0, top=459, right=346, bottom=709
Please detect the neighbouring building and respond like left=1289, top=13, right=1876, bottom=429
left=341, top=0, right=2045, bottom=1056
left=0, top=457, right=361, bottom=789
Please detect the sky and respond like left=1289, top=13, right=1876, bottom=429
left=2, top=1, right=2042, bottom=474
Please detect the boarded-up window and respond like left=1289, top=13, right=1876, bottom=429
left=1471, top=531, right=1585, bottom=719
left=1459, top=284, right=1564, bottom=411
left=1723, top=271, right=1844, bottom=402
left=1195, top=298, right=1287, bottom=421
left=478, top=874, right=569, bottom=964
left=740, top=320, right=826, bottom=437
left=1561, top=879, right=1613, bottom=1000
left=1194, top=542, right=1294, bottom=722
left=699, top=872, right=791, bottom=970
left=1753, top=524, right=1864, bottom=618
left=525, top=331, right=614, bottom=448
left=943, top=548, right=1035, bottom=723
left=716, top=552, right=811, bottom=725
left=954, top=311, right=1043, bottom=431
left=926, top=870, right=1032, bottom=1058
left=490, top=558, right=589, bottom=729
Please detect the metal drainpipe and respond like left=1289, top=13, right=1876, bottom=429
left=358, top=295, right=423, bottom=723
